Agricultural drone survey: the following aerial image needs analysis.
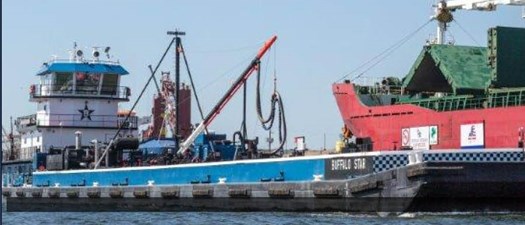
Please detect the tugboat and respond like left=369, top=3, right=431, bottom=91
left=2, top=33, right=289, bottom=188
left=2, top=44, right=139, bottom=186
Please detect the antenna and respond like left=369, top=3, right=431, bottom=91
left=104, top=46, right=111, bottom=59
left=72, top=42, right=78, bottom=61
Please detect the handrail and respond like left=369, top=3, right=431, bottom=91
left=45, top=58, right=120, bottom=65
left=17, top=113, right=138, bottom=129
left=43, top=114, right=138, bottom=129
left=30, top=84, right=130, bottom=100
left=395, top=89, right=525, bottom=111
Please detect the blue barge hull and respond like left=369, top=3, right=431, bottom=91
left=33, top=154, right=331, bottom=187
left=31, top=149, right=524, bottom=187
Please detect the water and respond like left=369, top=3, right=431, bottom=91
left=2, top=212, right=525, bottom=225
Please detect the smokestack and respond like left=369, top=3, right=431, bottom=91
left=75, top=131, right=82, bottom=150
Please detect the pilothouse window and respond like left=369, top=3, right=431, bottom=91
left=54, top=72, right=73, bottom=92
left=101, top=74, right=118, bottom=95
left=76, top=73, right=101, bottom=94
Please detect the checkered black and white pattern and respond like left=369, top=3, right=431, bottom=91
left=371, top=150, right=524, bottom=173
left=423, top=151, right=524, bottom=162
left=373, top=155, right=409, bottom=173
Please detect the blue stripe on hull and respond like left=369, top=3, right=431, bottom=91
left=33, top=159, right=325, bottom=186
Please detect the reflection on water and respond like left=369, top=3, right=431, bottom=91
left=2, top=210, right=525, bottom=225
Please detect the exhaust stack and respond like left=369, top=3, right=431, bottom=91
left=75, top=131, right=82, bottom=150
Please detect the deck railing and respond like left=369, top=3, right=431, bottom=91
left=30, top=84, right=130, bottom=100
left=396, top=88, right=525, bottom=111
left=17, top=113, right=138, bottom=129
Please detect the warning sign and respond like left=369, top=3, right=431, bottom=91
left=401, top=128, right=410, bottom=146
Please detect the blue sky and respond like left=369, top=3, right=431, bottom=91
left=2, top=0, right=524, bottom=149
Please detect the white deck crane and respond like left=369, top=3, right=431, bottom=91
left=434, top=0, right=525, bottom=44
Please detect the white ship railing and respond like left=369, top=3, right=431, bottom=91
left=30, top=84, right=130, bottom=100
left=22, top=113, right=139, bottom=129
left=45, top=58, right=120, bottom=65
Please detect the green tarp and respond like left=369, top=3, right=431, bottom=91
left=402, top=44, right=491, bottom=94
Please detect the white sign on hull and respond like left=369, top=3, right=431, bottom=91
left=401, top=126, right=438, bottom=150
left=409, top=126, right=430, bottom=150
left=460, top=123, right=484, bottom=148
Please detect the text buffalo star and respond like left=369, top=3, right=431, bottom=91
left=78, top=103, right=95, bottom=120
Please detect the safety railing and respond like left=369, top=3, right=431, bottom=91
left=397, top=88, right=525, bottom=111
left=487, top=88, right=525, bottom=108
left=30, top=84, right=130, bottom=100
left=35, top=113, right=138, bottom=129
left=46, top=58, right=121, bottom=65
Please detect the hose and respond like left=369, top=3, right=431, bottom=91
left=255, top=61, right=287, bottom=155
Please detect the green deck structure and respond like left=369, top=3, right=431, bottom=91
left=402, top=44, right=491, bottom=95
left=395, top=27, right=525, bottom=112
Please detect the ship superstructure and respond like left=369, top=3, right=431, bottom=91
left=15, top=46, right=138, bottom=160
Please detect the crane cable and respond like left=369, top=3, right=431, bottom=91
left=334, top=19, right=432, bottom=83
left=452, top=20, right=481, bottom=46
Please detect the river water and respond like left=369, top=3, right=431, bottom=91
left=2, top=212, right=525, bottom=225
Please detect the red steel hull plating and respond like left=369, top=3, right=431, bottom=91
left=333, top=83, right=525, bottom=151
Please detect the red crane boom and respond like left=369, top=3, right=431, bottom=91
left=177, top=35, right=277, bottom=155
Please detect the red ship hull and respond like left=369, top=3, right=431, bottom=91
left=333, top=83, right=525, bottom=151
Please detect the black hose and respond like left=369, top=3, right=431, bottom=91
left=270, top=91, right=286, bottom=155
left=255, top=61, right=277, bottom=129
left=254, top=60, right=287, bottom=155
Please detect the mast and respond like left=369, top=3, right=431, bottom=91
left=436, top=1, right=450, bottom=45
left=167, top=30, right=186, bottom=144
